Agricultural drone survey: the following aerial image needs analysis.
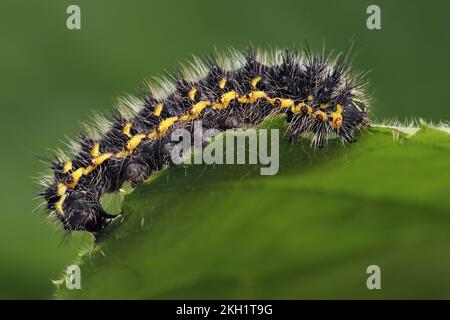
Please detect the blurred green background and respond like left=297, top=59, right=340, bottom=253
left=0, top=0, right=449, bottom=299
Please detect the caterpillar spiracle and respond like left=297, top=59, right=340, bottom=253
left=38, top=47, right=370, bottom=233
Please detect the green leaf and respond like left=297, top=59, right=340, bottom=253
left=56, top=117, right=450, bottom=299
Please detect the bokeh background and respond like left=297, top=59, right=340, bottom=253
left=0, top=0, right=449, bottom=299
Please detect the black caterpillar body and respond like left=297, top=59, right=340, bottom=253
left=40, top=48, right=370, bottom=233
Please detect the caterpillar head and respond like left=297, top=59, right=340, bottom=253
left=42, top=186, right=113, bottom=233
left=61, top=190, right=96, bottom=232
left=343, top=98, right=369, bottom=127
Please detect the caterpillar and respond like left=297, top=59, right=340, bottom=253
left=39, top=47, right=370, bottom=233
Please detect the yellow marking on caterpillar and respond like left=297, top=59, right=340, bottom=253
left=63, top=161, right=72, bottom=173
left=180, top=101, right=211, bottom=121
left=115, top=131, right=145, bottom=158
left=91, top=143, right=100, bottom=157
left=304, top=104, right=313, bottom=114
left=122, top=122, right=132, bottom=137
left=291, top=105, right=301, bottom=113
left=57, top=183, right=67, bottom=196
left=153, top=103, right=163, bottom=116
left=212, top=91, right=239, bottom=109
left=55, top=182, right=68, bottom=215
left=274, top=98, right=295, bottom=108
left=148, top=116, right=179, bottom=139
left=291, top=102, right=313, bottom=114
left=147, top=132, right=157, bottom=140
left=66, top=167, right=86, bottom=189
left=219, top=78, right=227, bottom=89
left=126, top=134, right=146, bottom=151
left=55, top=90, right=347, bottom=195
left=251, top=76, right=262, bottom=88
left=238, top=91, right=268, bottom=104
left=221, top=90, right=239, bottom=103
left=330, top=104, right=343, bottom=129
left=115, top=149, right=130, bottom=158
left=188, top=87, right=197, bottom=101
left=319, top=103, right=329, bottom=109
left=190, top=101, right=211, bottom=116
left=92, top=152, right=113, bottom=166
left=312, top=110, right=328, bottom=122
left=83, top=165, right=95, bottom=175
left=83, top=164, right=97, bottom=176
left=54, top=193, right=66, bottom=216
left=158, top=116, right=179, bottom=133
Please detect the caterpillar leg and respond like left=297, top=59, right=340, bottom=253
left=217, top=114, right=245, bottom=130
left=126, top=161, right=151, bottom=188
